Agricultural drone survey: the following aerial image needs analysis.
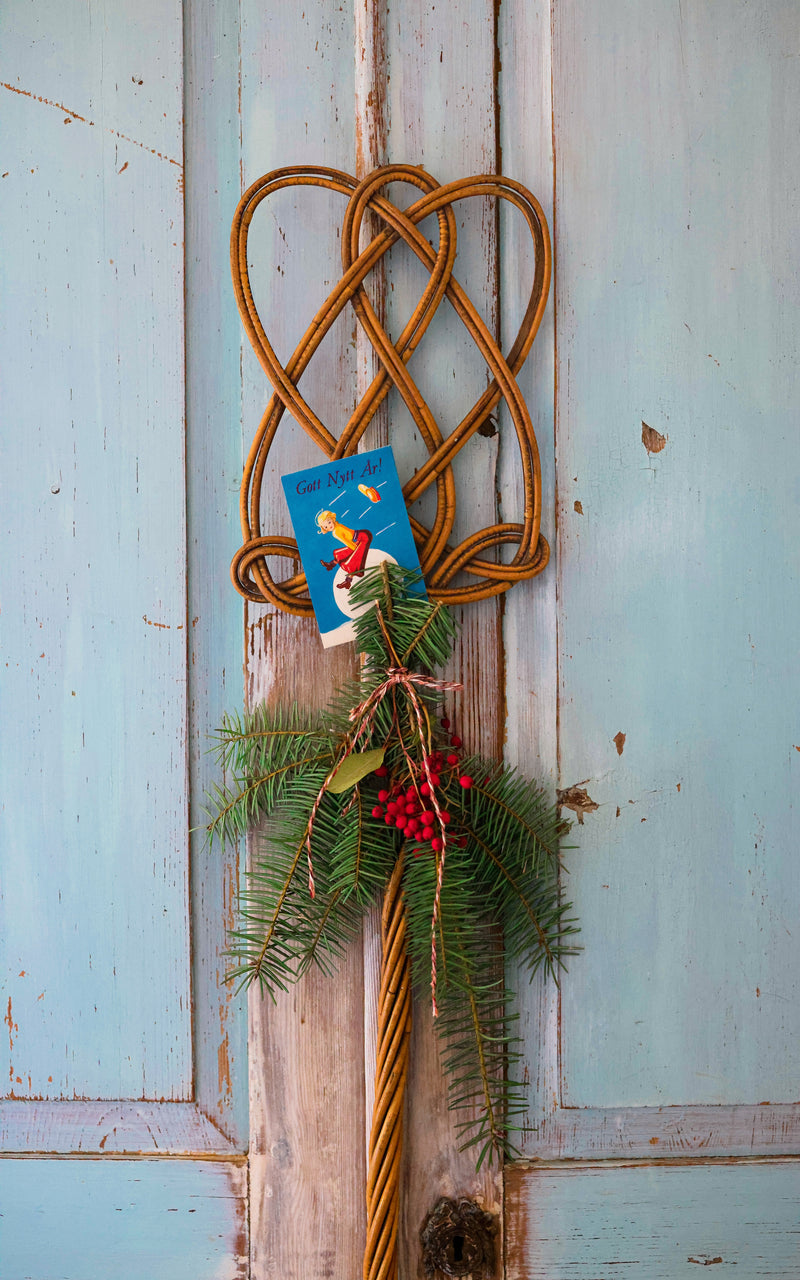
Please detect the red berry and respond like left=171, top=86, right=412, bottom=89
left=431, top=836, right=443, bottom=852
left=422, top=826, right=434, bottom=840
left=441, top=717, right=451, bottom=729
left=459, top=775, right=473, bottom=789
left=450, top=735, right=462, bottom=748
left=378, top=789, right=389, bottom=803
left=420, top=782, right=430, bottom=796
left=375, top=765, right=388, bottom=777
left=387, top=802, right=398, bottom=815
left=447, top=753, right=459, bottom=766
left=406, top=818, right=419, bottom=834
left=428, top=773, right=440, bottom=787
left=440, top=811, right=451, bottom=825
left=458, top=835, right=468, bottom=848
left=421, top=810, right=434, bottom=824
left=384, top=814, right=394, bottom=825
left=405, top=787, right=417, bottom=801
left=395, top=814, right=407, bottom=829
left=372, top=805, right=383, bottom=819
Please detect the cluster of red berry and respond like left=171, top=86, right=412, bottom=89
left=369, top=717, right=474, bottom=851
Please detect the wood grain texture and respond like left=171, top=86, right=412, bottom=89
left=0, top=1157, right=248, bottom=1280
left=1, top=0, right=190, bottom=1102
left=237, top=3, right=519, bottom=1273
left=379, top=4, right=505, bottom=1273
left=552, top=0, right=800, bottom=1114
left=513, top=1102, right=800, bottom=1162
left=184, top=0, right=249, bottom=1150
left=0, top=1100, right=238, bottom=1154
left=237, top=6, right=366, bottom=1278
left=506, top=1160, right=800, bottom=1280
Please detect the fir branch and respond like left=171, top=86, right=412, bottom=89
left=297, top=888, right=343, bottom=977
left=463, top=967, right=500, bottom=1156
left=380, top=559, right=394, bottom=621
left=467, top=767, right=564, bottom=868
left=210, top=703, right=332, bottom=777
left=400, top=600, right=445, bottom=667
left=328, top=785, right=397, bottom=904
left=458, top=822, right=557, bottom=970
left=206, top=753, right=331, bottom=843
left=245, top=819, right=311, bottom=988
left=204, top=566, right=581, bottom=1171
left=403, top=846, right=527, bottom=1164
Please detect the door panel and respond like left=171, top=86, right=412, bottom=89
left=184, top=0, right=250, bottom=1150
left=5, top=0, right=798, bottom=1275
left=1, top=0, right=247, bottom=1270
left=509, top=0, right=800, bottom=1270
left=1, top=1159, right=247, bottom=1280
left=506, top=1161, right=800, bottom=1279
left=2, top=0, right=190, bottom=1103
left=554, top=0, right=800, bottom=1114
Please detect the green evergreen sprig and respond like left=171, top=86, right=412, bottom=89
left=205, top=563, right=579, bottom=1166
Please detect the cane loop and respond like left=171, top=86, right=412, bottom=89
left=229, top=164, right=552, bottom=613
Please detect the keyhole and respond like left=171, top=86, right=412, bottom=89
left=452, top=1235, right=464, bottom=1263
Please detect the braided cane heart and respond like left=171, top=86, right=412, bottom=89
left=229, top=164, right=551, bottom=609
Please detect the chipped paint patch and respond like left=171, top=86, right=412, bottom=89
left=613, top=730, right=626, bottom=755
left=641, top=421, right=667, bottom=453
left=557, top=783, right=599, bottom=825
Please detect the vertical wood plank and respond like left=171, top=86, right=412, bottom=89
left=378, top=4, right=505, bottom=1273
left=497, top=0, right=561, bottom=1142
left=184, top=0, right=249, bottom=1147
left=1, top=0, right=190, bottom=1101
left=237, top=6, right=365, bottom=1278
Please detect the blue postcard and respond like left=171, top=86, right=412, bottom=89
left=281, top=446, right=426, bottom=647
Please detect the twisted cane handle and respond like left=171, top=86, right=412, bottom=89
left=364, top=854, right=412, bottom=1280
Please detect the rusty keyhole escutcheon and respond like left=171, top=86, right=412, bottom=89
left=420, top=1196, right=498, bottom=1278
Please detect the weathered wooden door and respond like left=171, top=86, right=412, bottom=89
left=505, top=3, right=800, bottom=1275
left=234, top=1, right=800, bottom=1274
left=4, top=2, right=798, bottom=1278
left=1, top=2, right=248, bottom=1274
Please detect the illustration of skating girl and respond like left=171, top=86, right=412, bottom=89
left=316, top=509, right=373, bottom=589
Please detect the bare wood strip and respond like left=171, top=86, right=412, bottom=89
left=238, top=8, right=366, bottom=1278
left=0, top=1101, right=238, bottom=1155
left=522, top=1102, right=800, bottom=1161
left=388, top=9, right=507, bottom=1275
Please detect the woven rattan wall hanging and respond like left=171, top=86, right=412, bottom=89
left=207, top=164, right=578, bottom=1280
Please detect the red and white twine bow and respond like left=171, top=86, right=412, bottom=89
left=306, top=665, right=461, bottom=1014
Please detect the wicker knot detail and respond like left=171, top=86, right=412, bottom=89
left=230, top=164, right=552, bottom=612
